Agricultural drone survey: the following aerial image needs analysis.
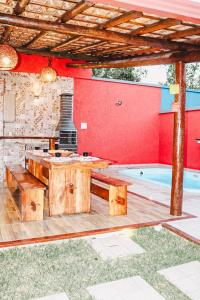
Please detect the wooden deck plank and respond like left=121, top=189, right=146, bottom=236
left=0, top=184, right=193, bottom=247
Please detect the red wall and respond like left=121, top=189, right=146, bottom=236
left=159, top=111, right=200, bottom=169
left=12, top=52, right=200, bottom=169
left=11, top=53, right=161, bottom=164
left=74, top=78, right=161, bottom=163
left=13, top=53, right=92, bottom=79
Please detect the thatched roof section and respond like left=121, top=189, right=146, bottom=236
left=0, top=0, right=200, bottom=67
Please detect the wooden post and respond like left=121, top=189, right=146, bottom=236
left=49, top=138, right=55, bottom=150
left=170, top=61, right=186, bottom=216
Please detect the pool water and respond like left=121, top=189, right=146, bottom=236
left=119, top=168, right=200, bottom=192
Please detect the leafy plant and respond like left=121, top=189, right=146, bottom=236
left=165, top=63, right=200, bottom=89
left=92, top=67, right=147, bottom=82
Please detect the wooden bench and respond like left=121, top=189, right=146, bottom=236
left=91, top=171, right=132, bottom=216
left=6, top=164, right=46, bottom=222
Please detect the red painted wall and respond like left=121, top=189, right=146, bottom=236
left=74, top=78, right=161, bottom=163
left=11, top=53, right=161, bottom=164
left=13, top=53, right=92, bottom=79
left=159, top=111, right=200, bottom=169
left=12, top=52, right=200, bottom=169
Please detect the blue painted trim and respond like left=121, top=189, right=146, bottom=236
left=161, top=86, right=200, bottom=112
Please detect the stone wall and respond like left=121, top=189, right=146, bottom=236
left=0, top=71, right=73, bottom=181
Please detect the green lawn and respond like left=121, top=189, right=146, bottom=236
left=0, top=227, right=200, bottom=300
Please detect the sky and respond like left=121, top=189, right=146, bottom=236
left=141, top=65, right=167, bottom=85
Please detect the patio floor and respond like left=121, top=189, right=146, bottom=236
left=0, top=182, right=190, bottom=247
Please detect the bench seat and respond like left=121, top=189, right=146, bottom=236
left=91, top=171, right=132, bottom=216
left=6, top=164, right=46, bottom=222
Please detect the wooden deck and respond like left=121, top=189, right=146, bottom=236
left=0, top=183, right=192, bottom=248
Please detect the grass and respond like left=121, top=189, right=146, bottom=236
left=0, top=227, right=200, bottom=300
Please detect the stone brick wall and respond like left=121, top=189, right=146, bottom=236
left=0, top=71, right=73, bottom=181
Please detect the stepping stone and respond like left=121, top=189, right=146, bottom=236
left=33, top=293, right=69, bottom=300
left=159, top=261, right=200, bottom=300
left=166, top=217, right=200, bottom=241
left=87, top=233, right=145, bottom=259
left=87, top=276, right=165, bottom=300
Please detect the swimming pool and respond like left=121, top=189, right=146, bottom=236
left=118, top=167, right=200, bottom=192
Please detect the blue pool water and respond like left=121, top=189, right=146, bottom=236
left=119, top=168, right=200, bottom=192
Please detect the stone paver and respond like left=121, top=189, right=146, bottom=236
left=87, top=232, right=145, bottom=259
left=34, top=293, right=69, bottom=300
left=87, top=276, right=165, bottom=300
left=166, top=217, right=200, bottom=241
left=159, top=261, right=200, bottom=300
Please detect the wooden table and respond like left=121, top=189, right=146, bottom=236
left=26, top=151, right=109, bottom=216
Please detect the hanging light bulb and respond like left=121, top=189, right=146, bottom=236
left=0, top=43, right=18, bottom=70
left=40, top=57, right=57, bottom=83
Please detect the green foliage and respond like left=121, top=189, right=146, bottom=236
left=166, top=63, right=200, bottom=89
left=92, top=67, right=147, bottom=82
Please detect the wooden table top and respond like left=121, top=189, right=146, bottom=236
left=26, top=151, right=109, bottom=170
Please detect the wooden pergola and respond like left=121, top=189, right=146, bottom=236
left=1, top=0, right=200, bottom=216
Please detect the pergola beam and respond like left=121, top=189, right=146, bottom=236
left=66, top=49, right=200, bottom=68
left=0, top=13, right=198, bottom=52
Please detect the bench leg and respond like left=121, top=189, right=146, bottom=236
left=109, top=185, right=127, bottom=216
left=21, top=190, right=44, bottom=221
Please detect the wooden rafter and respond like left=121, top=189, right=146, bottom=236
left=16, top=47, right=98, bottom=61
left=26, top=0, right=93, bottom=48
left=94, top=45, right=160, bottom=56
left=52, top=36, right=83, bottom=51
left=164, top=26, right=200, bottom=40
left=66, top=50, right=200, bottom=68
left=99, top=10, right=142, bottom=29
left=52, top=9, right=142, bottom=52
left=59, top=0, right=93, bottom=23
left=74, top=41, right=107, bottom=53
left=131, top=18, right=181, bottom=35
left=14, top=0, right=30, bottom=16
